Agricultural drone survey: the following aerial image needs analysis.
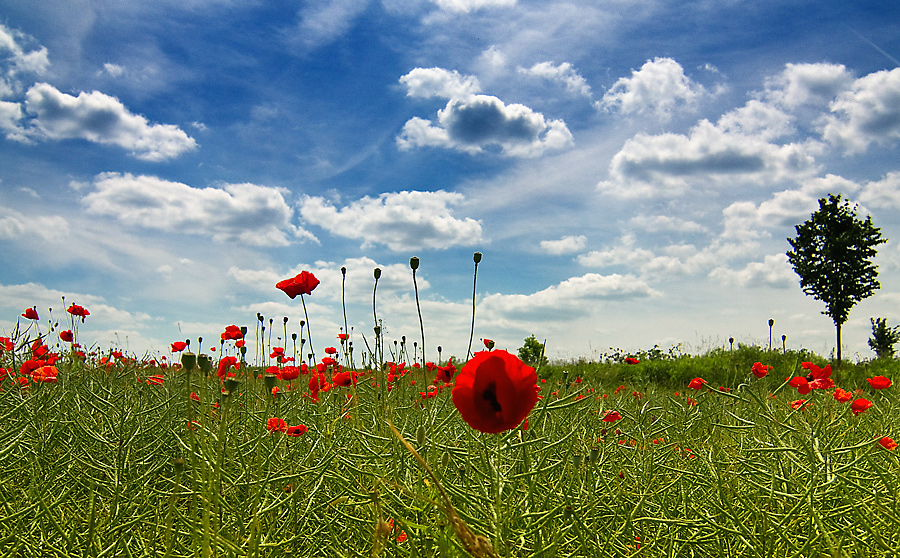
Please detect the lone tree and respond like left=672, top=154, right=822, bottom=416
left=869, top=318, right=900, bottom=359
left=786, top=194, right=885, bottom=362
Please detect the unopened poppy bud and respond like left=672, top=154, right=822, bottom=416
left=240, top=346, right=247, bottom=356
left=473, top=252, right=482, bottom=263
left=257, top=313, right=264, bottom=322
left=198, top=354, right=211, bottom=374
left=341, top=266, right=347, bottom=276
left=283, top=316, right=289, bottom=324
left=240, top=326, right=248, bottom=336
left=292, top=333, right=297, bottom=341
left=589, top=448, right=599, bottom=463
left=264, top=374, right=278, bottom=391
left=410, top=256, right=419, bottom=270
left=416, top=425, right=426, bottom=447
left=173, top=457, right=185, bottom=473
left=768, top=318, right=774, bottom=327
left=180, top=351, right=197, bottom=371
left=441, top=451, right=450, bottom=469
left=374, top=268, right=382, bottom=279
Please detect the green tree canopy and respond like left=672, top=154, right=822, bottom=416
left=786, top=194, right=885, bottom=362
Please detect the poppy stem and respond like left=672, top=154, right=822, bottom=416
left=300, top=294, right=315, bottom=364
left=411, top=260, right=425, bottom=369
left=466, top=252, right=482, bottom=361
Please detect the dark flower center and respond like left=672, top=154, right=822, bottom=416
left=481, top=381, right=502, bottom=414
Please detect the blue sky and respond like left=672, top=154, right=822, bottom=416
left=2, top=0, right=899, bottom=363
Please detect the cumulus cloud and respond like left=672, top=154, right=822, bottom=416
left=540, top=235, right=587, bottom=255
left=299, top=190, right=482, bottom=251
left=397, top=93, right=573, bottom=157
left=479, top=273, right=659, bottom=322
left=708, top=253, right=795, bottom=288
left=428, top=0, right=516, bottom=13
left=576, top=235, right=713, bottom=278
left=598, top=119, right=820, bottom=197
left=520, top=61, right=593, bottom=98
left=823, top=67, right=900, bottom=153
left=629, top=214, right=708, bottom=234
left=82, top=173, right=314, bottom=246
left=763, top=62, right=853, bottom=109
left=599, top=57, right=707, bottom=120
left=400, top=67, right=481, bottom=99
left=11, top=83, right=197, bottom=161
left=859, top=171, right=900, bottom=210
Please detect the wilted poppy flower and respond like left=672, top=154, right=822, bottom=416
left=286, top=424, right=307, bottom=437
left=833, top=388, right=853, bottom=402
left=624, top=357, right=640, bottom=365
left=67, top=304, right=90, bottom=318
left=751, top=362, right=772, bottom=378
left=851, top=398, right=873, bottom=416
left=878, top=436, right=897, bottom=450
left=266, top=417, right=287, bottom=433
left=602, top=410, right=623, bottom=422
left=276, top=271, right=320, bottom=299
left=170, top=341, right=187, bottom=352
left=21, top=307, right=39, bottom=320
left=867, top=376, right=892, bottom=390
left=452, top=349, right=538, bottom=434
left=60, top=330, right=74, bottom=343
left=688, top=377, right=706, bottom=390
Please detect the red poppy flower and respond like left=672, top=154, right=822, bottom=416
left=279, top=365, right=299, bottom=381
left=602, top=410, right=623, bottom=422
left=333, top=371, right=355, bottom=387
left=790, top=399, right=808, bottom=410
left=221, top=325, right=243, bottom=341
left=867, top=376, right=892, bottom=390
left=452, top=349, right=538, bottom=434
left=217, top=356, right=238, bottom=379
left=751, top=362, right=772, bottom=378
left=833, top=388, right=853, bottom=402
left=60, top=330, right=74, bottom=343
left=809, top=377, right=835, bottom=390
left=878, top=436, right=897, bottom=450
left=170, top=341, right=187, bottom=352
left=624, top=357, right=640, bottom=365
left=850, top=398, right=873, bottom=416
left=436, top=362, right=457, bottom=384
left=31, top=365, right=58, bottom=383
left=324, top=346, right=337, bottom=355
left=21, top=307, right=39, bottom=320
left=801, top=362, right=831, bottom=380
left=483, top=338, right=495, bottom=350
left=688, top=377, right=706, bottom=390
left=190, top=391, right=200, bottom=402
left=276, top=271, right=320, bottom=299
left=67, top=304, right=90, bottom=317
left=1, top=337, right=13, bottom=351
left=146, top=375, right=164, bottom=385
left=788, top=377, right=811, bottom=395
left=337, top=333, right=349, bottom=341
left=286, top=424, right=307, bottom=437
left=266, top=417, right=287, bottom=433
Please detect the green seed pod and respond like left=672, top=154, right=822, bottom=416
left=264, top=374, right=278, bottom=392
left=473, top=251, right=483, bottom=263
left=416, top=425, right=426, bottom=447
left=409, top=256, right=419, bottom=270
left=374, top=267, right=382, bottom=279
left=197, top=354, right=211, bottom=374
left=180, top=351, right=197, bottom=372
left=441, top=451, right=450, bottom=469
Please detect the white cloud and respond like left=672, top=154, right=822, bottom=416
left=82, top=173, right=314, bottom=246
left=763, top=62, right=853, bottom=109
left=859, top=171, right=900, bottom=210
left=0, top=206, right=70, bottom=241
left=101, top=63, right=126, bottom=78
left=479, top=273, right=659, bottom=322
left=598, top=119, right=820, bottom=198
left=429, top=0, right=516, bottom=13
left=299, top=190, right=482, bottom=251
left=629, top=214, right=708, bottom=234
left=520, top=61, right=593, bottom=98
left=576, top=235, right=712, bottom=278
left=599, top=57, right=707, bottom=120
left=14, top=83, right=197, bottom=161
left=709, top=253, right=795, bottom=289
left=286, top=0, right=373, bottom=52
left=400, top=67, right=481, bottom=99
left=540, top=235, right=586, bottom=255
left=0, top=24, right=50, bottom=98
left=397, top=94, right=573, bottom=157
left=823, top=67, right=900, bottom=153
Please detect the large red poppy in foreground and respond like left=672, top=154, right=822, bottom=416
left=452, top=349, right=537, bottom=434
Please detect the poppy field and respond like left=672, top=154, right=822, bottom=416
left=2, top=271, right=900, bottom=557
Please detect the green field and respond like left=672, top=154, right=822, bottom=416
left=1, top=332, right=898, bottom=557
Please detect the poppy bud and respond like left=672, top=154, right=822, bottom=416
left=173, top=457, right=185, bottom=473
left=416, top=425, right=426, bottom=447
left=573, top=454, right=582, bottom=468
left=341, top=266, right=347, bottom=276
left=240, top=346, right=247, bottom=357
left=589, top=448, right=599, bottom=463
left=180, top=351, right=197, bottom=371
left=240, top=326, right=248, bottom=336
left=441, top=451, right=450, bottom=469
left=410, top=256, right=419, bottom=270
left=473, top=252, right=482, bottom=263
left=283, top=316, right=289, bottom=324
left=768, top=318, right=774, bottom=327
left=258, top=313, right=264, bottom=322
left=198, top=354, right=212, bottom=374
left=374, top=268, right=381, bottom=279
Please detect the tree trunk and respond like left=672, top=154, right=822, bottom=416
left=836, top=322, right=842, bottom=364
